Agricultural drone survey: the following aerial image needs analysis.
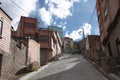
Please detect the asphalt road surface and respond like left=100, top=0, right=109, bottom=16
left=27, top=54, right=109, bottom=80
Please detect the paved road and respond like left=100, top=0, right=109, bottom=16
left=27, top=54, right=109, bottom=80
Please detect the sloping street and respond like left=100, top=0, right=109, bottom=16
left=26, top=54, right=109, bottom=80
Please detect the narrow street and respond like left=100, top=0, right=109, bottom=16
left=27, top=54, right=109, bottom=80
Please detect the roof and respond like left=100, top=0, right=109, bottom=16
left=0, top=7, right=12, bottom=20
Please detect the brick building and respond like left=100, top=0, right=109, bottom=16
left=38, top=28, right=62, bottom=65
left=0, top=7, right=14, bottom=80
left=16, top=16, right=39, bottom=39
left=96, top=0, right=120, bottom=72
left=14, top=16, right=62, bottom=66
left=84, top=35, right=102, bottom=62
left=85, top=35, right=100, bottom=50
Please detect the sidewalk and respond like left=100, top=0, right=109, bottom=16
left=89, top=61, right=120, bottom=80
left=19, top=54, right=67, bottom=80
left=19, top=63, right=50, bottom=80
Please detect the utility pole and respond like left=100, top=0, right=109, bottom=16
left=82, top=28, right=85, bottom=50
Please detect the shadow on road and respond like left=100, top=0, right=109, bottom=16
left=32, top=54, right=109, bottom=80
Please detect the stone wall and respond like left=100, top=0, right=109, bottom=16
left=0, top=38, right=27, bottom=80
left=10, top=38, right=27, bottom=76
left=0, top=48, right=14, bottom=80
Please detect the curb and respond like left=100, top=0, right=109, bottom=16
left=19, top=55, right=65, bottom=80
left=89, top=61, right=118, bottom=80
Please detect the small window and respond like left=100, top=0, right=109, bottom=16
left=104, top=6, right=108, bottom=21
left=39, top=36, right=49, bottom=42
left=97, top=10, right=100, bottom=21
left=24, top=22, right=35, bottom=27
left=0, top=20, right=3, bottom=37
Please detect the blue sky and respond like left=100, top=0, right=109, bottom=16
left=1, top=0, right=99, bottom=41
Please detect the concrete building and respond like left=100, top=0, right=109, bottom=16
left=63, top=37, right=74, bottom=53
left=39, top=28, right=62, bottom=65
left=63, top=37, right=73, bottom=49
left=48, top=26, right=63, bottom=40
left=96, top=0, right=120, bottom=72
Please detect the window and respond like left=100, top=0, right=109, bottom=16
left=0, top=20, right=3, bottom=37
left=24, top=22, right=35, bottom=27
left=97, top=10, right=100, bottom=20
left=39, top=36, right=48, bottom=42
left=104, top=6, right=108, bottom=21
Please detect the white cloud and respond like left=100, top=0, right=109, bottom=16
left=53, top=21, right=57, bottom=25
left=65, top=22, right=92, bottom=41
left=56, top=22, right=67, bottom=31
left=44, top=0, right=80, bottom=20
left=39, top=0, right=80, bottom=26
left=65, top=31, right=70, bottom=37
left=62, top=26, right=67, bottom=31
left=82, top=23, right=92, bottom=36
left=83, top=0, right=88, bottom=2
left=1, top=0, right=38, bottom=30
left=39, top=8, right=52, bottom=25
left=65, top=30, right=82, bottom=40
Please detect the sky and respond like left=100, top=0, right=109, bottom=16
left=0, top=0, right=99, bottom=41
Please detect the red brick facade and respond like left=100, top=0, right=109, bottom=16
left=14, top=16, right=62, bottom=66
left=96, top=0, right=120, bottom=72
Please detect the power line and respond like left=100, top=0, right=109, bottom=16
left=88, top=4, right=96, bottom=24
left=10, top=0, right=28, bottom=14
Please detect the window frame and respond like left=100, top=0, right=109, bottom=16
left=39, top=35, right=49, bottom=42
left=24, top=22, right=35, bottom=27
left=104, top=6, right=108, bottom=21
left=0, top=20, right=3, bottom=38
